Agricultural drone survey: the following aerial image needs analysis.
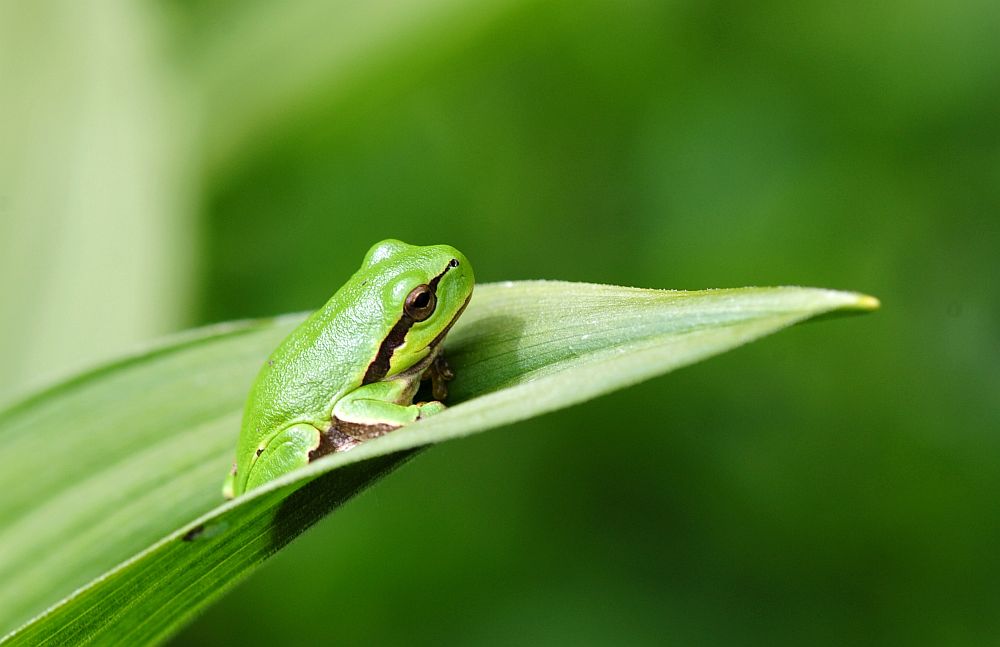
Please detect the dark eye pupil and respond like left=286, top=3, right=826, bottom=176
left=404, top=285, right=436, bottom=321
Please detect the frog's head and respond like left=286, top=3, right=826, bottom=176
left=361, top=239, right=474, bottom=382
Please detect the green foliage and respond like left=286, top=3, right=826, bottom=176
left=0, top=283, right=874, bottom=645
left=2, top=0, right=997, bottom=644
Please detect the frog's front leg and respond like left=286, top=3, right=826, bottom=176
left=333, top=379, right=444, bottom=432
left=244, top=423, right=321, bottom=492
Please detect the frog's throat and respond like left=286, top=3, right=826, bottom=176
left=361, top=262, right=464, bottom=385
left=388, top=338, right=442, bottom=382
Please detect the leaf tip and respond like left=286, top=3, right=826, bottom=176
left=853, top=293, right=881, bottom=312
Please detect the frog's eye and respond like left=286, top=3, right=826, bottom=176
left=404, top=284, right=436, bottom=321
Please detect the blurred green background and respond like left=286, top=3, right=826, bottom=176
left=2, top=1, right=998, bottom=644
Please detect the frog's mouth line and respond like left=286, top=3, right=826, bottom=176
left=427, top=290, right=472, bottom=352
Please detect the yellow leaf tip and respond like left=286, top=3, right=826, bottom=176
left=856, top=294, right=881, bottom=311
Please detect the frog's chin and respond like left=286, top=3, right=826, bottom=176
left=388, top=344, right=440, bottom=382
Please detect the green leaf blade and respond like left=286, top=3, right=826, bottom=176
left=0, top=282, right=877, bottom=645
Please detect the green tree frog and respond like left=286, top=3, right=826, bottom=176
left=224, top=239, right=474, bottom=498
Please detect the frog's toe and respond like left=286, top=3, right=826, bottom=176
left=221, top=464, right=237, bottom=500
left=417, top=401, right=446, bottom=418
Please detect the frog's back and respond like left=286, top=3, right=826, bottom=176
left=237, top=271, right=391, bottom=461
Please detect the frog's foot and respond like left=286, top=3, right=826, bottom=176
left=244, top=423, right=321, bottom=492
left=424, top=353, right=455, bottom=401
left=221, top=462, right=237, bottom=500
left=416, top=400, right=446, bottom=418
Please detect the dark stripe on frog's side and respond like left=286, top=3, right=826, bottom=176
left=361, top=263, right=453, bottom=385
left=360, top=311, right=415, bottom=386
left=307, top=421, right=397, bottom=461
